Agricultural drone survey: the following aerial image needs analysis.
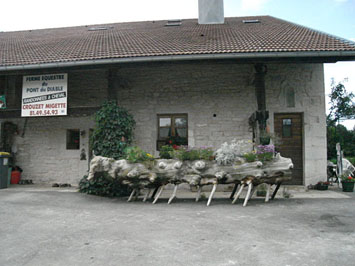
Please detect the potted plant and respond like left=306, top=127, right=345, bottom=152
left=256, top=144, right=275, bottom=162
left=159, top=145, right=175, bottom=159
left=243, top=152, right=257, bottom=162
left=259, top=131, right=282, bottom=146
left=315, top=181, right=330, bottom=190
left=170, top=146, right=214, bottom=161
left=341, top=175, right=354, bottom=192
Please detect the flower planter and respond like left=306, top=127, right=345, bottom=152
left=342, top=182, right=354, bottom=192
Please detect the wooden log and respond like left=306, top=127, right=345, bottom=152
left=134, top=189, right=140, bottom=201
left=86, top=150, right=294, bottom=207
left=243, top=183, right=253, bottom=207
left=229, top=184, right=239, bottom=199
left=232, top=184, right=245, bottom=204
left=207, top=183, right=217, bottom=206
left=151, top=187, right=160, bottom=200
left=127, top=189, right=136, bottom=202
left=153, top=186, right=164, bottom=204
left=196, top=186, right=202, bottom=202
left=271, top=182, right=282, bottom=200
left=265, top=184, right=271, bottom=202
left=143, top=189, right=151, bottom=202
left=168, top=184, right=178, bottom=204
left=249, top=186, right=256, bottom=200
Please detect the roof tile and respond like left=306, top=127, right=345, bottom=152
left=1, top=16, right=354, bottom=67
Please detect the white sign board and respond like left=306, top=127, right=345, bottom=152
left=22, top=73, right=68, bottom=117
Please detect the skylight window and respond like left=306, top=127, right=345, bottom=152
left=88, top=26, right=112, bottom=31
left=242, top=19, right=260, bottom=24
left=165, top=19, right=182, bottom=27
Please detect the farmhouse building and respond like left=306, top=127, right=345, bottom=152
left=1, top=6, right=355, bottom=186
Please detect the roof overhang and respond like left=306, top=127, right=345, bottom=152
left=1, top=50, right=355, bottom=72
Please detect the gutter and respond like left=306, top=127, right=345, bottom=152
left=1, top=50, right=355, bottom=71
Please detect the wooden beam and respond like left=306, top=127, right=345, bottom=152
left=229, top=183, right=239, bottom=199
left=107, top=69, right=117, bottom=102
left=271, top=182, right=282, bottom=200
left=254, top=64, right=267, bottom=111
left=254, top=64, right=268, bottom=131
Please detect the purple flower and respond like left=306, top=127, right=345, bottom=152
left=257, top=144, right=275, bottom=154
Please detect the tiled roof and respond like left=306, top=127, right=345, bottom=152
left=1, top=16, right=355, bottom=68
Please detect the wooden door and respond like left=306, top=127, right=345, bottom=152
left=274, top=113, right=303, bottom=185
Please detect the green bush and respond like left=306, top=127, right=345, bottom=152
left=79, top=174, right=131, bottom=197
left=199, top=148, right=214, bottom=160
left=83, top=101, right=136, bottom=197
left=327, top=124, right=355, bottom=159
left=243, top=152, right=257, bottom=162
left=124, top=146, right=154, bottom=163
left=159, top=145, right=174, bottom=159
left=329, top=157, right=354, bottom=167
left=347, top=157, right=355, bottom=166
left=91, top=101, right=136, bottom=159
left=257, top=152, right=273, bottom=162
left=170, top=146, right=214, bottom=161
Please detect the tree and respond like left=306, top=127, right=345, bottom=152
left=327, top=124, right=355, bottom=159
left=326, top=79, right=355, bottom=159
left=327, top=79, right=355, bottom=126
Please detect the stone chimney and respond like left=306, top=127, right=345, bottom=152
left=198, top=0, right=224, bottom=24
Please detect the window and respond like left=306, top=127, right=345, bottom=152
left=66, top=129, right=80, bottom=150
left=157, top=114, right=188, bottom=150
left=282, top=119, right=292, bottom=137
left=242, top=19, right=260, bottom=24
left=165, top=19, right=182, bottom=26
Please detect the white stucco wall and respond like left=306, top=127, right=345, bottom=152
left=266, top=64, right=327, bottom=186
left=1, top=62, right=327, bottom=186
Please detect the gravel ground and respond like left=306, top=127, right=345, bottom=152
left=0, top=185, right=354, bottom=266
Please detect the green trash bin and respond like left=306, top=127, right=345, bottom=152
left=7, top=167, right=12, bottom=187
left=0, top=152, right=11, bottom=189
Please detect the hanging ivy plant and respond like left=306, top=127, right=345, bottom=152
left=91, top=101, right=136, bottom=159
left=81, top=101, right=135, bottom=198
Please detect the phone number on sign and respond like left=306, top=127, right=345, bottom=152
left=29, top=109, right=60, bottom=116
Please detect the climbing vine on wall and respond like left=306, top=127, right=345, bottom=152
left=91, top=101, right=136, bottom=159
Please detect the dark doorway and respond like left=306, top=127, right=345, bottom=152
left=274, top=113, right=304, bottom=185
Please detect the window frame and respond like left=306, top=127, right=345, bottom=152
left=66, top=129, right=80, bottom=150
left=157, top=113, right=188, bottom=150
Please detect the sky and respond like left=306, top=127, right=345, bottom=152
left=0, top=0, right=354, bottom=128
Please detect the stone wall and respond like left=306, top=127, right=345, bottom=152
left=0, top=61, right=326, bottom=185
left=114, top=61, right=256, bottom=152
left=9, top=117, right=94, bottom=184
left=266, top=64, right=327, bottom=186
